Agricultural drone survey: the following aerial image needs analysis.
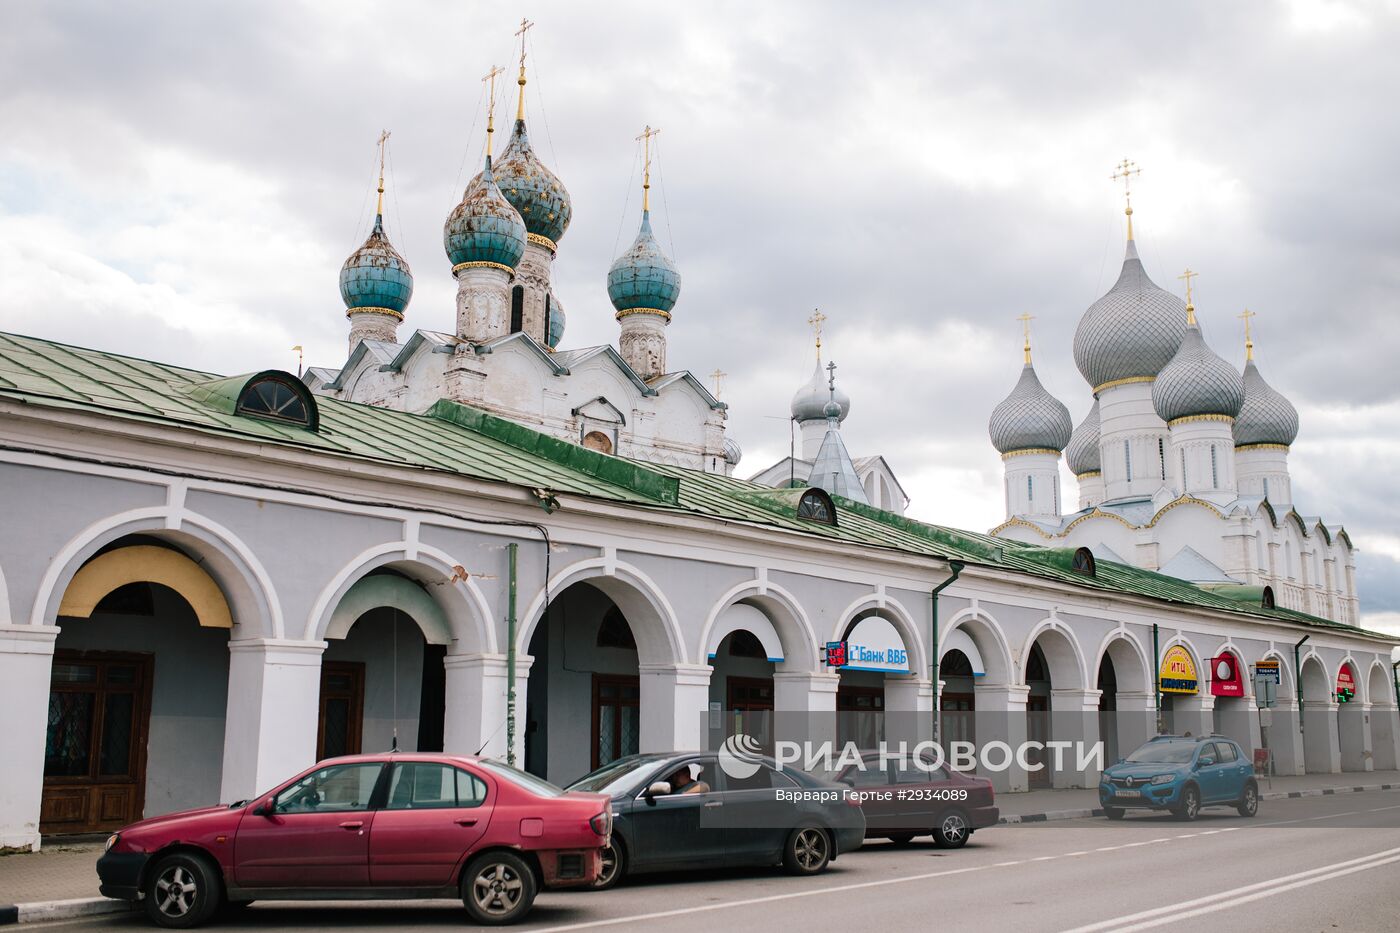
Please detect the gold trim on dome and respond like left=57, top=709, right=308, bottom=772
left=344, top=306, right=404, bottom=321
left=1075, top=470, right=1103, bottom=479
left=526, top=232, right=557, bottom=252
left=452, top=261, right=517, bottom=277
left=1001, top=447, right=1062, bottom=460
left=1167, top=413, right=1235, bottom=427
left=615, top=308, right=672, bottom=322
left=1236, top=442, right=1290, bottom=452
left=1092, top=375, right=1155, bottom=394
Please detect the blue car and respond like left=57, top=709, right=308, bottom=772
left=1099, top=735, right=1258, bottom=821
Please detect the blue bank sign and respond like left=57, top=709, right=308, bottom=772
left=836, top=615, right=911, bottom=674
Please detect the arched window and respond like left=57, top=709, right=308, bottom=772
left=797, top=488, right=836, bottom=525
left=582, top=431, right=614, bottom=455
left=1180, top=449, right=1187, bottom=487
left=236, top=372, right=318, bottom=430
left=1124, top=440, right=1133, bottom=482
left=1210, top=445, right=1219, bottom=488
left=510, top=285, right=524, bottom=334
left=1027, top=475, right=1034, bottom=505
left=596, top=607, right=636, bottom=650
left=543, top=294, right=552, bottom=345
left=1158, top=437, right=1166, bottom=480
left=1072, top=547, right=1097, bottom=576
left=1263, top=477, right=1270, bottom=500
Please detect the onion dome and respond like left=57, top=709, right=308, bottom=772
left=491, top=119, right=572, bottom=249
left=340, top=214, right=413, bottom=316
left=1151, top=316, right=1245, bottom=422
left=1065, top=398, right=1102, bottom=475
left=791, top=359, right=850, bottom=423
left=723, top=436, right=743, bottom=467
left=444, top=155, right=527, bottom=271
left=607, top=210, right=681, bottom=315
left=545, top=292, right=565, bottom=349
left=989, top=363, right=1073, bottom=454
left=1234, top=358, right=1299, bottom=447
left=1073, top=241, right=1188, bottom=390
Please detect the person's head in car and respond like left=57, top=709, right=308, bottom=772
left=666, top=763, right=709, bottom=795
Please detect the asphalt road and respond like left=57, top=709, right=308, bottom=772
left=32, top=790, right=1400, bottom=933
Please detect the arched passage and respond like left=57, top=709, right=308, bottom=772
left=1157, top=638, right=1208, bottom=738
left=1368, top=662, right=1400, bottom=771
left=1300, top=654, right=1339, bottom=774
left=1336, top=659, right=1368, bottom=772
left=831, top=596, right=927, bottom=751
left=1022, top=622, right=1090, bottom=788
left=1095, top=631, right=1153, bottom=765
left=1207, top=646, right=1257, bottom=754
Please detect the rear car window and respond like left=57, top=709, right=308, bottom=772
left=385, top=763, right=488, bottom=810
left=478, top=759, right=565, bottom=797
left=1214, top=742, right=1238, bottom=763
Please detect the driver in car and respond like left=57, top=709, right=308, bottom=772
left=666, top=763, right=710, bottom=795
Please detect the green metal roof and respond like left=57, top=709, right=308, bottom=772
left=0, top=329, right=1387, bottom=641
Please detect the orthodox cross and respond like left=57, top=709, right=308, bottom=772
left=481, top=65, right=505, bottom=155
left=1239, top=308, right=1257, bottom=360
left=808, top=309, right=827, bottom=359
left=826, top=360, right=837, bottom=394
left=1017, top=313, right=1034, bottom=364
left=1111, top=158, right=1142, bottom=238
left=515, top=18, right=534, bottom=119
left=1178, top=267, right=1198, bottom=324
left=291, top=345, right=303, bottom=379
left=710, top=369, right=727, bottom=398
left=375, top=129, right=390, bottom=215
left=636, top=125, right=661, bottom=211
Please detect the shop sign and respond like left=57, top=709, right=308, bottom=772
left=1336, top=665, right=1356, bottom=704
left=1159, top=645, right=1199, bottom=694
left=1254, top=658, right=1281, bottom=685
left=1209, top=654, right=1244, bottom=697
left=839, top=616, right=911, bottom=674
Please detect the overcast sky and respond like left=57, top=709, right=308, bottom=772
left=3, top=1, right=1399, bottom=633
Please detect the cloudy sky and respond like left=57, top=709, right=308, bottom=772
left=4, top=1, right=1399, bottom=631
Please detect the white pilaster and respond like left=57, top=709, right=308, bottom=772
left=883, top=677, right=935, bottom=748
left=443, top=653, right=532, bottom=764
left=638, top=663, right=712, bottom=754
left=972, top=683, right=1030, bottom=794
left=219, top=639, right=326, bottom=802
left=773, top=670, right=840, bottom=750
left=1369, top=703, right=1400, bottom=772
left=1050, top=688, right=1102, bottom=788
left=0, top=625, right=58, bottom=851
left=1301, top=699, right=1342, bottom=774
left=1339, top=702, right=1372, bottom=772
left=1266, top=700, right=1306, bottom=776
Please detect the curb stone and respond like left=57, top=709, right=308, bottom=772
left=996, top=781, right=1397, bottom=825
left=0, top=898, right=134, bottom=926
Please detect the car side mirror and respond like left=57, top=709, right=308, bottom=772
left=1196, top=758, right=1214, bottom=769
left=643, top=781, right=672, bottom=800
left=252, top=799, right=274, bottom=817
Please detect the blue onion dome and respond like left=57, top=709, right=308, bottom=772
left=491, top=119, right=572, bottom=249
left=723, top=436, right=743, bottom=467
left=1065, top=398, right=1102, bottom=475
left=989, top=363, right=1073, bottom=454
left=1151, top=319, right=1245, bottom=422
left=791, top=359, right=850, bottom=422
left=607, top=210, right=681, bottom=315
left=545, top=291, right=566, bottom=349
left=1234, top=358, right=1299, bottom=447
left=340, top=215, right=413, bottom=316
left=444, top=156, right=527, bottom=271
left=1073, top=240, right=1188, bottom=390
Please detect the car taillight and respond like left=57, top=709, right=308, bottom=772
left=845, top=794, right=864, bottom=807
left=590, top=811, right=611, bottom=836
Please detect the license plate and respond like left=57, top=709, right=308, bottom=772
left=1114, top=789, right=1142, bottom=798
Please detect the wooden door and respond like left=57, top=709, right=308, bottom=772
left=317, top=661, right=365, bottom=761
left=837, top=684, right=885, bottom=749
left=591, top=674, right=640, bottom=769
left=726, top=677, right=775, bottom=748
left=41, top=652, right=153, bottom=834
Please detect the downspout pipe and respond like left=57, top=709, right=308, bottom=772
left=1294, top=634, right=1310, bottom=736
left=930, top=560, right=966, bottom=743
left=1391, top=660, right=1399, bottom=715
left=507, top=543, right=518, bottom=766
left=1152, top=623, right=1160, bottom=732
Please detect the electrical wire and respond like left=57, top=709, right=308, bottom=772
left=653, top=135, right=679, bottom=265
left=449, top=82, right=488, bottom=207
left=526, top=33, right=561, bottom=172
left=612, top=144, right=641, bottom=257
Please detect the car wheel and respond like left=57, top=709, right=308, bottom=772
left=1173, top=785, right=1201, bottom=822
left=783, top=826, right=831, bottom=875
left=143, top=852, right=221, bottom=929
left=1237, top=782, right=1259, bottom=818
left=1104, top=806, right=1125, bottom=821
left=886, top=833, right=917, bottom=846
left=593, top=839, right=626, bottom=890
left=933, top=810, right=971, bottom=849
left=462, top=851, right=537, bottom=925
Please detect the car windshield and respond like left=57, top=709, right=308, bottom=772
left=1125, top=743, right=1198, bottom=763
left=477, top=759, right=565, bottom=798
left=567, top=756, right=673, bottom=796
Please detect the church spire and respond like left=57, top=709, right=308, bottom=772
left=637, top=124, right=660, bottom=213
left=373, top=129, right=389, bottom=225
left=482, top=65, right=504, bottom=160
left=1239, top=308, right=1256, bottom=361
left=1018, top=313, right=1034, bottom=365
left=514, top=17, right=533, bottom=122
left=808, top=309, right=826, bottom=362
left=1179, top=267, right=1199, bottom=326
left=1111, top=158, right=1142, bottom=241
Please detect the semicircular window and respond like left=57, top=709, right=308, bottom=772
left=236, top=373, right=317, bottom=429
left=1071, top=547, right=1097, bottom=577
left=797, top=489, right=836, bottom=525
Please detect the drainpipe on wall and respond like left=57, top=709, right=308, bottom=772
left=1392, top=660, right=1399, bottom=713
left=507, top=543, right=518, bottom=767
left=1152, top=623, right=1160, bottom=732
left=930, top=560, right=966, bottom=743
left=1294, top=634, right=1310, bottom=737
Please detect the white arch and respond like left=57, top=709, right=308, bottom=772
left=943, top=607, right=1015, bottom=685
left=29, top=505, right=282, bottom=638
left=1367, top=659, right=1394, bottom=708
left=1020, top=617, right=1089, bottom=690
left=829, top=592, right=927, bottom=678
left=517, top=557, right=685, bottom=666
left=1092, top=627, right=1152, bottom=694
left=696, top=578, right=820, bottom=672
left=1259, top=648, right=1296, bottom=700
left=305, top=541, right=495, bottom=654
left=1337, top=655, right=1361, bottom=703
left=1299, top=651, right=1330, bottom=702
left=1207, top=640, right=1252, bottom=702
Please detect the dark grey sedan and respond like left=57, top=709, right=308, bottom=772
left=566, top=752, right=866, bottom=889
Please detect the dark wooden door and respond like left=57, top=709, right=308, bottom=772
left=317, top=661, right=365, bottom=761
left=726, top=677, right=775, bottom=747
left=592, top=674, right=640, bottom=769
left=837, top=684, right=885, bottom=749
left=41, top=651, right=153, bottom=834
left=1027, top=695, right=1051, bottom=787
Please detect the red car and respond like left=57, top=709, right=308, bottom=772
left=817, top=751, right=998, bottom=848
left=96, top=754, right=611, bottom=927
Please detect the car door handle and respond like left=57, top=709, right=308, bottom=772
left=339, top=821, right=364, bottom=830
left=703, top=801, right=724, bottom=808
left=455, top=818, right=479, bottom=827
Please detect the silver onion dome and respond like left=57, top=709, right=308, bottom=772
left=989, top=363, right=1073, bottom=454
left=791, top=359, right=850, bottom=423
left=1065, top=398, right=1102, bottom=475
left=1151, top=322, right=1245, bottom=422
left=1073, top=241, right=1188, bottom=389
left=722, top=436, right=743, bottom=466
left=1234, top=359, right=1299, bottom=447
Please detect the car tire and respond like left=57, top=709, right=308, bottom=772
left=886, top=833, right=917, bottom=846
left=1104, top=806, right=1125, bottom=821
left=593, top=839, right=626, bottom=890
left=932, top=810, right=971, bottom=849
left=143, top=851, right=222, bottom=929
left=1237, top=781, right=1259, bottom=818
left=462, top=851, right=537, bottom=925
left=1173, top=785, right=1201, bottom=822
left=782, top=825, right=831, bottom=875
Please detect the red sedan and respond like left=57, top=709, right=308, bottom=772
left=96, top=754, right=611, bottom=927
left=818, top=751, right=998, bottom=848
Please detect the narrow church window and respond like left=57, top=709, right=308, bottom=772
left=1124, top=441, right=1132, bottom=482
left=1263, top=478, right=1270, bottom=500
left=543, top=294, right=552, bottom=344
left=1158, top=438, right=1166, bottom=480
left=1053, top=481, right=1059, bottom=514
left=1180, top=449, right=1187, bottom=488
left=1210, top=445, right=1219, bottom=488
left=1027, top=475, right=1033, bottom=505
left=510, top=285, right=524, bottom=334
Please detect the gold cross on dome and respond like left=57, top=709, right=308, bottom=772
left=1017, top=313, right=1034, bottom=364
left=710, top=369, right=727, bottom=397
left=1177, top=267, right=1198, bottom=303
left=481, top=65, right=505, bottom=155
left=1239, top=308, right=1257, bottom=360
left=636, top=125, right=661, bottom=211
left=808, top=309, right=827, bottom=358
left=1111, top=158, right=1142, bottom=238
left=374, top=130, right=390, bottom=214
left=514, top=19, right=534, bottom=119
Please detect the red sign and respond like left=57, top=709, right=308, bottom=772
left=1336, top=665, right=1356, bottom=702
left=1209, top=654, right=1244, bottom=697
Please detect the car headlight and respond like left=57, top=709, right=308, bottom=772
left=104, top=833, right=120, bottom=853
left=1151, top=774, right=1175, bottom=785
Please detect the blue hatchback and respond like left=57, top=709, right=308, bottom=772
left=1099, top=735, right=1258, bottom=821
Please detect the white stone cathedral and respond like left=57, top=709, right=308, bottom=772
left=988, top=196, right=1358, bottom=625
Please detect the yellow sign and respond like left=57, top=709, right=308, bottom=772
left=1159, top=646, right=1199, bottom=694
